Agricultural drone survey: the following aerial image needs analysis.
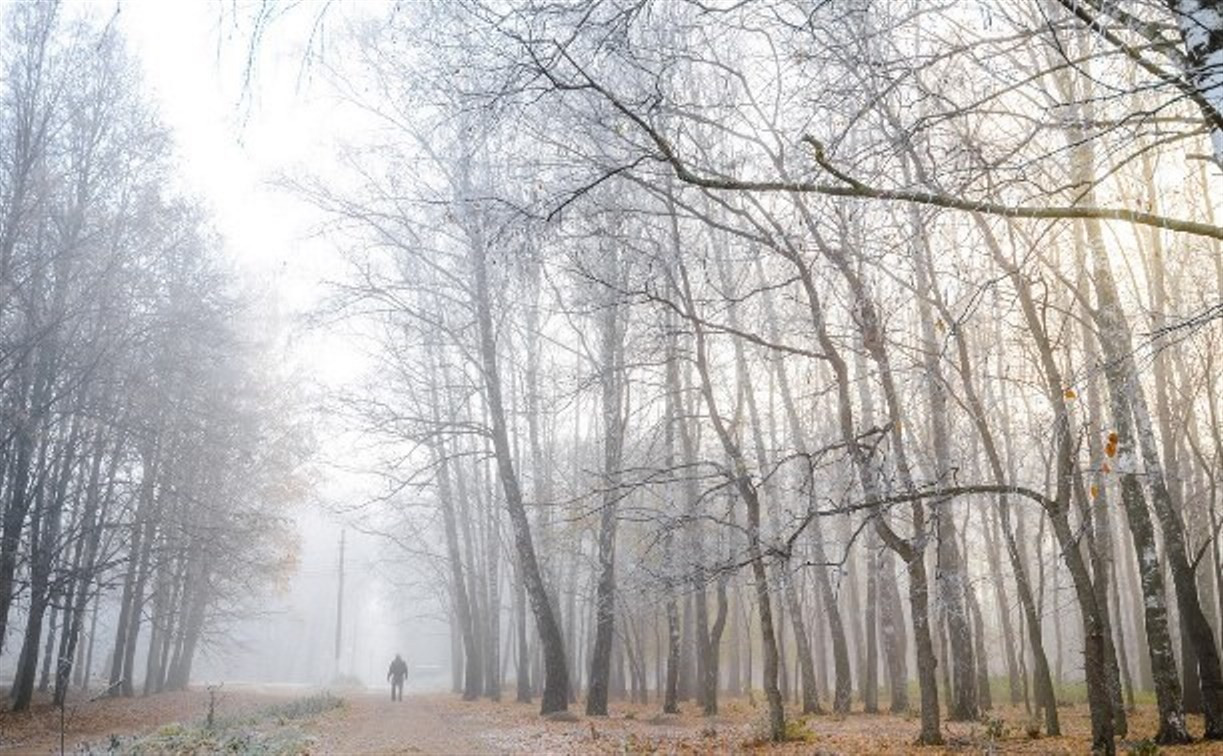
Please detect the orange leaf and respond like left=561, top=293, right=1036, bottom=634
left=1063, top=388, right=1077, bottom=399
left=1108, top=431, right=1119, bottom=444
left=1105, top=444, right=1117, bottom=458
left=1090, top=484, right=1099, bottom=499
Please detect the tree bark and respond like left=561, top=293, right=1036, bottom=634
left=679, top=263, right=784, bottom=740
left=469, top=213, right=569, bottom=714
left=905, top=191, right=979, bottom=722
left=587, top=245, right=625, bottom=716
left=427, top=358, right=481, bottom=703
left=741, top=258, right=826, bottom=715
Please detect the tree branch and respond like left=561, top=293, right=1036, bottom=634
left=543, top=45, right=1223, bottom=241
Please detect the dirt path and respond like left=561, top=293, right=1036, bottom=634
left=307, top=692, right=490, bottom=754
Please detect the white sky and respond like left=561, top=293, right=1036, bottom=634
left=108, top=0, right=449, bottom=678
left=116, top=0, right=377, bottom=492
left=117, top=0, right=330, bottom=306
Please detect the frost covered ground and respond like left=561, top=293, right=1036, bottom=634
left=1, top=686, right=1222, bottom=754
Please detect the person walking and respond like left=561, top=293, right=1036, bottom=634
left=387, top=653, right=409, bottom=701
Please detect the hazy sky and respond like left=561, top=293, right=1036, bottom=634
left=109, top=0, right=450, bottom=684
left=118, top=0, right=325, bottom=301
left=118, top=0, right=379, bottom=467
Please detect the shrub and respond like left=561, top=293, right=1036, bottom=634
left=783, top=717, right=814, bottom=743
left=1125, top=738, right=1159, bottom=756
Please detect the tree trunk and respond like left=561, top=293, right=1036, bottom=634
left=13, top=417, right=78, bottom=711
left=1080, top=206, right=1209, bottom=742
left=907, top=191, right=978, bottom=722
left=587, top=249, right=625, bottom=716
left=468, top=215, right=568, bottom=714
left=679, top=263, right=784, bottom=740
left=967, top=583, right=992, bottom=711
left=57, top=425, right=124, bottom=705
left=1169, top=0, right=1223, bottom=167
left=767, top=190, right=942, bottom=742
left=662, top=312, right=682, bottom=714
left=752, top=258, right=841, bottom=714
left=864, top=528, right=880, bottom=714
left=515, top=573, right=531, bottom=703
left=0, top=352, right=51, bottom=657
left=426, top=343, right=482, bottom=701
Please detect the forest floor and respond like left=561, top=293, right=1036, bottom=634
left=2, top=685, right=1223, bottom=753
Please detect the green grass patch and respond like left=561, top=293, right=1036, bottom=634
left=100, top=691, right=344, bottom=755
left=257, top=692, right=344, bottom=724
left=119, top=724, right=312, bottom=755
left=783, top=716, right=816, bottom=742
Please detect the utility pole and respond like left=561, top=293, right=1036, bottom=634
left=335, top=529, right=345, bottom=670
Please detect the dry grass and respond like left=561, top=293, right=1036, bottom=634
left=0, top=685, right=309, bottom=753
left=4, top=687, right=1223, bottom=754
left=461, top=696, right=1223, bottom=754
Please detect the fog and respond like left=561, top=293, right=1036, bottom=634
left=191, top=513, right=451, bottom=693
left=3, top=0, right=1223, bottom=753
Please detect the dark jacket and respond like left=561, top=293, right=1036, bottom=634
left=388, top=657, right=408, bottom=681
